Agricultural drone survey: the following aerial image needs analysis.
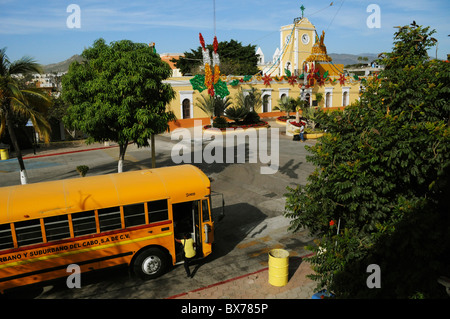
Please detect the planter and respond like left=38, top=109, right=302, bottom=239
left=275, top=116, right=295, bottom=126
left=304, top=132, right=324, bottom=139
left=203, top=121, right=270, bottom=134
left=285, top=119, right=299, bottom=137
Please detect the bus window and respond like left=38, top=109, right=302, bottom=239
left=0, top=224, right=14, bottom=250
left=15, top=219, right=43, bottom=247
left=44, top=215, right=70, bottom=242
left=72, top=210, right=97, bottom=237
left=202, top=199, right=210, bottom=222
left=148, top=200, right=168, bottom=223
left=123, top=203, right=146, bottom=227
left=98, top=207, right=122, bottom=232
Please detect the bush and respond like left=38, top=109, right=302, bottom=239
left=284, top=23, right=450, bottom=298
left=213, top=116, right=228, bottom=128
left=76, top=165, right=89, bottom=177
left=243, top=110, right=260, bottom=124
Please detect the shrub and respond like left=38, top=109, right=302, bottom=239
left=243, top=110, right=260, bottom=124
left=213, top=116, right=228, bottom=128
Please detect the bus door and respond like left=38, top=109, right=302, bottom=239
left=173, top=200, right=204, bottom=259
left=200, top=198, right=213, bottom=257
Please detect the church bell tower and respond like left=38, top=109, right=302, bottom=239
left=279, top=15, right=316, bottom=77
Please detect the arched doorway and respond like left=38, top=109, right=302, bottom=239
left=262, top=95, right=270, bottom=113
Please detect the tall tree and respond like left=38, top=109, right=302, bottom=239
left=62, top=39, right=176, bottom=172
left=173, top=39, right=260, bottom=76
left=0, top=48, right=52, bottom=184
left=284, top=23, right=450, bottom=298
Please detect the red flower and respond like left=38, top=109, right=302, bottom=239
left=329, top=220, right=335, bottom=226
left=339, top=74, right=346, bottom=85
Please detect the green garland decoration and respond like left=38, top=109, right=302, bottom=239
left=214, top=79, right=230, bottom=98
left=190, top=74, right=207, bottom=92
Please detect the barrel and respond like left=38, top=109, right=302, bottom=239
left=0, top=149, right=9, bottom=160
left=268, top=249, right=289, bottom=287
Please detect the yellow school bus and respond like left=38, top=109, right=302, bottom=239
left=0, top=164, right=218, bottom=293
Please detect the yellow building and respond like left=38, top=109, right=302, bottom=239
left=164, top=17, right=362, bottom=130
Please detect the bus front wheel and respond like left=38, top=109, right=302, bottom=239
left=133, top=247, right=169, bottom=280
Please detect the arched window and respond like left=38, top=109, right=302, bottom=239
left=182, top=98, right=191, bottom=119
left=305, top=93, right=311, bottom=106
left=325, top=92, right=331, bottom=108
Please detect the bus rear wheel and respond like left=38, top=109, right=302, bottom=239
left=133, top=248, right=169, bottom=280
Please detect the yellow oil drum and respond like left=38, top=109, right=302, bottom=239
left=268, top=249, right=289, bottom=287
left=0, top=149, right=9, bottom=160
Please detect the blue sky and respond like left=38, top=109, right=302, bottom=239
left=1, top=0, right=449, bottom=65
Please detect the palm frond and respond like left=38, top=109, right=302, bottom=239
left=29, top=112, right=52, bottom=143
left=195, top=93, right=215, bottom=118
left=8, top=56, right=43, bottom=75
left=0, top=47, right=10, bottom=77
left=0, top=114, right=5, bottom=138
left=6, top=81, right=24, bottom=101
left=21, top=89, right=53, bottom=112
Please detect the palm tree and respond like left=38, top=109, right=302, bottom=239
left=233, top=86, right=262, bottom=112
left=223, top=104, right=249, bottom=124
left=196, top=93, right=231, bottom=126
left=275, top=96, right=297, bottom=118
left=0, top=48, right=52, bottom=184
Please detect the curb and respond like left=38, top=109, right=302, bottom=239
left=166, top=267, right=269, bottom=299
left=166, top=252, right=315, bottom=299
left=21, top=145, right=119, bottom=160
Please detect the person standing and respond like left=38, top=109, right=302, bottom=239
left=299, top=122, right=305, bottom=142
left=176, top=233, right=196, bottom=278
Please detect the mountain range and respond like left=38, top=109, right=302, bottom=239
left=43, top=52, right=380, bottom=73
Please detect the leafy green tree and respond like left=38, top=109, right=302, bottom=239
left=0, top=48, right=52, bottom=184
left=173, top=39, right=260, bottom=76
left=284, top=23, right=450, bottom=298
left=62, top=39, right=176, bottom=172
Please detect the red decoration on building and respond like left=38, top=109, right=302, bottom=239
left=317, top=76, right=325, bottom=86
left=339, top=73, right=346, bottom=85
left=287, top=75, right=297, bottom=86
left=262, top=74, right=273, bottom=86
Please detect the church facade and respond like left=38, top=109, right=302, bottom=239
left=164, top=17, right=362, bottom=130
